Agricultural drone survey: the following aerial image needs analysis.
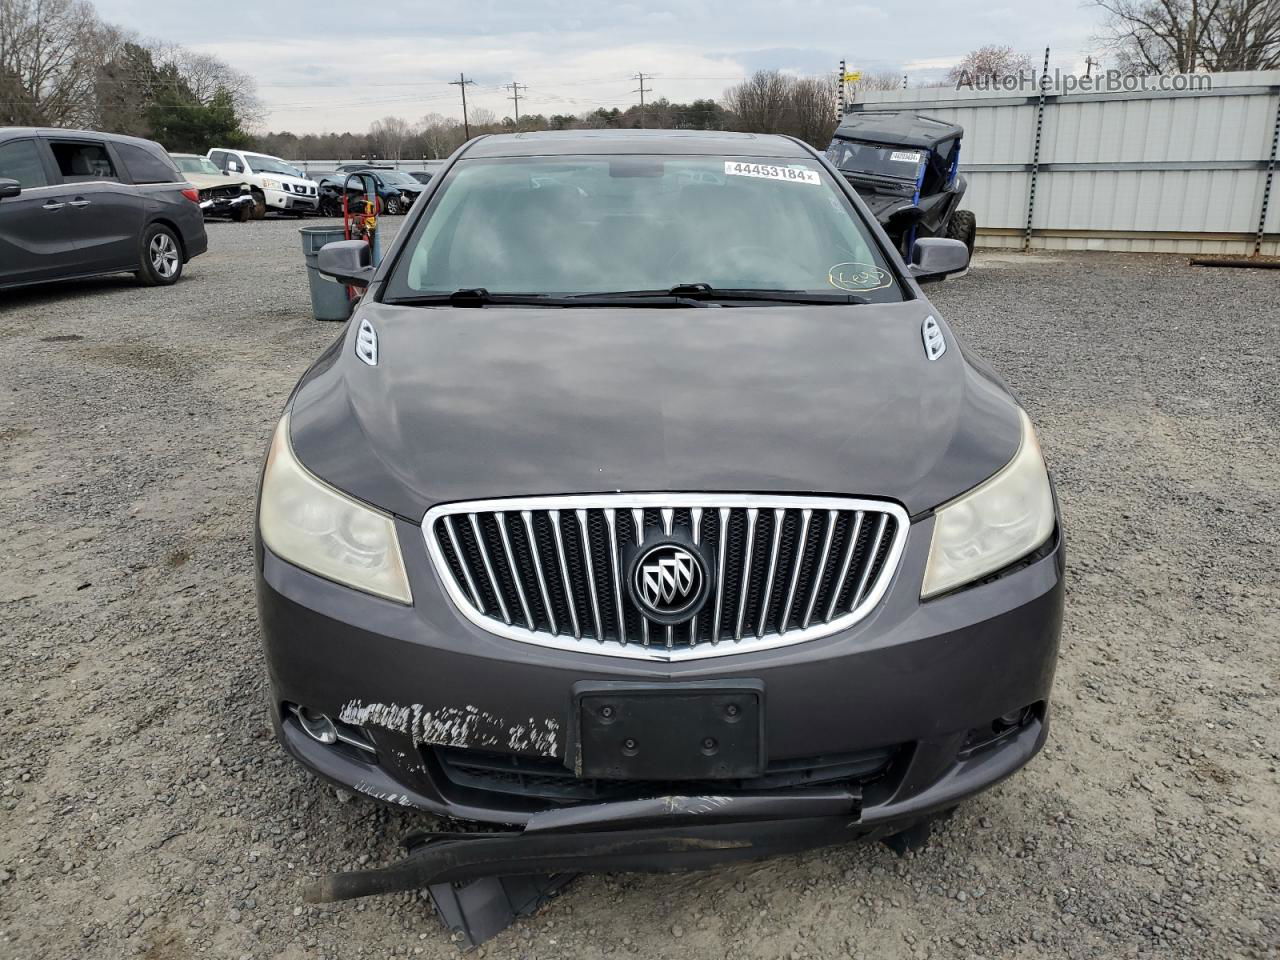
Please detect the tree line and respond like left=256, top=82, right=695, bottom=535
left=255, top=73, right=840, bottom=162
left=1, top=0, right=258, bottom=150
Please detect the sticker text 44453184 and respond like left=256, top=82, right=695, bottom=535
left=724, top=161, right=821, bottom=185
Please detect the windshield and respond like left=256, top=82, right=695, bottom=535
left=174, top=156, right=220, bottom=176
left=385, top=155, right=901, bottom=302
left=245, top=154, right=305, bottom=178
left=826, top=139, right=925, bottom=182
left=377, top=170, right=419, bottom=186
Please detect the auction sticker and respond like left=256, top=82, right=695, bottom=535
left=724, top=161, right=820, bottom=185
left=828, top=261, right=892, bottom=292
left=890, top=151, right=922, bottom=164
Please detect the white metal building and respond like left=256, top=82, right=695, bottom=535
left=851, top=71, right=1280, bottom=255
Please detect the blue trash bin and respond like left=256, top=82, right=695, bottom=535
left=299, top=226, right=355, bottom=321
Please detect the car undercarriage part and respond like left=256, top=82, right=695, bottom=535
left=303, top=789, right=866, bottom=943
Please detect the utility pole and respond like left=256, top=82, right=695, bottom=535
left=1084, top=55, right=1098, bottom=77
left=633, top=72, right=651, bottom=128
left=837, top=59, right=846, bottom=119
left=450, top=73, right=476, bottom=138
left=506, top=81, right=528, bottom=126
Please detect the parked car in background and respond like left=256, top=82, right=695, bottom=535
left=315, top=169, right=424, bottom=216
left=408, top=171, right=434, bottom=185
left=169, top=153, right=255, bottom=221
left=0, top=127, right=207, bottom=290
left=205, top=148, right=318, bottom=217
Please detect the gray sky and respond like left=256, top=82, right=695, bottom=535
left=92, top=0, right=1105, bottom=133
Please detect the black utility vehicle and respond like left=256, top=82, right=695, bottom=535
left=0, top=128, right=207, bottom=290
left=827, top=112, right=976, bottom=258
left=255, top=130, right=1062, bottom=918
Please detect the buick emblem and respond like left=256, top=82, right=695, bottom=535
left=628, top=542, right=710, bottom=624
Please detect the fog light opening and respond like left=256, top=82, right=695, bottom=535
left=288, top=704, right=376, bottom=755
left=295, top=706, right=338, bottom=744
left=959, top=702, right=1042, bottom=758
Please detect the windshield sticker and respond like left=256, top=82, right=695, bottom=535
left=828, top=262, right=892, bottom=292
left=890, top=151, right=923, bottom=164
left=724, top=161, right=820, bottom=185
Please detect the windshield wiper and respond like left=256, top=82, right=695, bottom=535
left=571, top=283, right=870, bottom=306
left=385, top=288, right=708, bottom=308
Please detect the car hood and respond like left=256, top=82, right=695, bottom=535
left=184, top=173, right=246, bottom=191
left=288, top=300, right=1022, bottom=520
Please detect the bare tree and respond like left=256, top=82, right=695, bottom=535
left=723, top=71, right=838, bottom=147
left=368, top=115, right=414, bottom=161
left=1092, top=0, right=1279, bottom=72
left=787, top=76, right=838, bottom=147
left=418, top=112, right=461, bottom=158
left=154, top=43, right=262, bottom=127
left=946, top=45, right=1035, bottom=85
left=0, top=0, right=111, bottom=125
left=854, top=71, right=905, bottom=93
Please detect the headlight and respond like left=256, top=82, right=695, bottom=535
left=259, top=414, right=412, bottom=603
left=921, top=408, right=1054, bottom=598
left=263, top=178, right=282, bottom=190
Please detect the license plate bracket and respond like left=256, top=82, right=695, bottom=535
left=572, top=680, right=764, bottom=780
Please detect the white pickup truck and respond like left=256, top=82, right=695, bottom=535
left=205, top=148, right=319, bottom=217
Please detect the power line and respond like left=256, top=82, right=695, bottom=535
left=449, top=73, right=476, bottom=138
left=632, top=72, right=651, bottom=128
left=505, top=81, right=528, bottom=125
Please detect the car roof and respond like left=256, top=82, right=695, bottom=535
left=832, top=112, right=963, bottom=149
left=461, top=129, right=814, bottom=159
left=0, top=126, right=168, bottom=150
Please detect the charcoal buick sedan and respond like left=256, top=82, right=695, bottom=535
left=256, top=130, right=1063, bottom=894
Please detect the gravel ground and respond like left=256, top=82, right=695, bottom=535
left=1, top=219, right=1277, bottom=960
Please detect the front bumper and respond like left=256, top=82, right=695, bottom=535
left=257, top=507, right=1064, bottom=847
left=199, top=194, right=255, bottom=217
left=264, top=188, right=318, bottom=211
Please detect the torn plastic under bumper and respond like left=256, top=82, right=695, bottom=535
left=305, top=789, right=862, bottom=904
left=302, top=707, right=1046, bottom=903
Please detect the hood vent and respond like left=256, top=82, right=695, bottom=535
left=355, top=318, right=378, bottom=366
left=921, top=315, right=946, bottom=361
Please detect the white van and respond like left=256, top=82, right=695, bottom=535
left=205, top=148, right=318, bottom=217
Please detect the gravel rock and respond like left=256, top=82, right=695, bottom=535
left=0, top=225, right=1277, bottom=959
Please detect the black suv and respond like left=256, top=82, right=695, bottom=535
left=256, top=130, right=1063, bottom=894
left=0, top=128, right=208, bottom=290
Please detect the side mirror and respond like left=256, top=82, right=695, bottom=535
left=910, top=237, right=969, bottom=283
left=0, top=178, right=21, bottom=199
left=317, top=240, right=375, bottom=287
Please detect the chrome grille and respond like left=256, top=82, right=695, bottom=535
left=423, top=495, right=909, bottom=661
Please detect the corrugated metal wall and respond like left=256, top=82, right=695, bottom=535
left=851, top=71, right=1280, bottom=254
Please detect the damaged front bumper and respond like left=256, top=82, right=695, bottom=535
left=199, top=194, right=255, bottom=217
left=257, top=511, right=1062, bottom=827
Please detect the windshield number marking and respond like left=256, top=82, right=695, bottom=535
left=724, top=162, right=820, bottom=185
left=890, top=151, right=922, bottom=163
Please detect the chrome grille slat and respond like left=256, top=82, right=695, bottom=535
left=851, top=513, right=890, bottom=611
left=521, top=510, right=557, bottom=636
left=576, top=509, right=604, bottom=642
left=604, top=509, right=626, bottom=645
left=631, top=508, right=649, bottom=647
left=496, top=512, right=533, bottom=629
left=826, top=510, right=865, bottom=623
left=804, top=510, right=839, bottom=629
left=548, top=510, right=581, bottom=639
left=469, top=513, right=510, bottom=625
left=734, top=508, right=758, bottom=642
left=713, top=508, right=729, bottom=645
left=689, top=507, right=703, bottom=646
left=441, top=515, right=482, bottom=611
left=779, top=508, right=812, bottom=634
left=757, top=509, right=785, bottom=638
left=425, top=495, right=907, bottom=662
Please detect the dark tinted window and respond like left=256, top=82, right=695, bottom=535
left=0, top=139, right=49, bottom=188
left=209, top=150, right=228, bottom=169
left=49, top=141, right=117, bottom=181
left=115, top=142, right=179, bottom=183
